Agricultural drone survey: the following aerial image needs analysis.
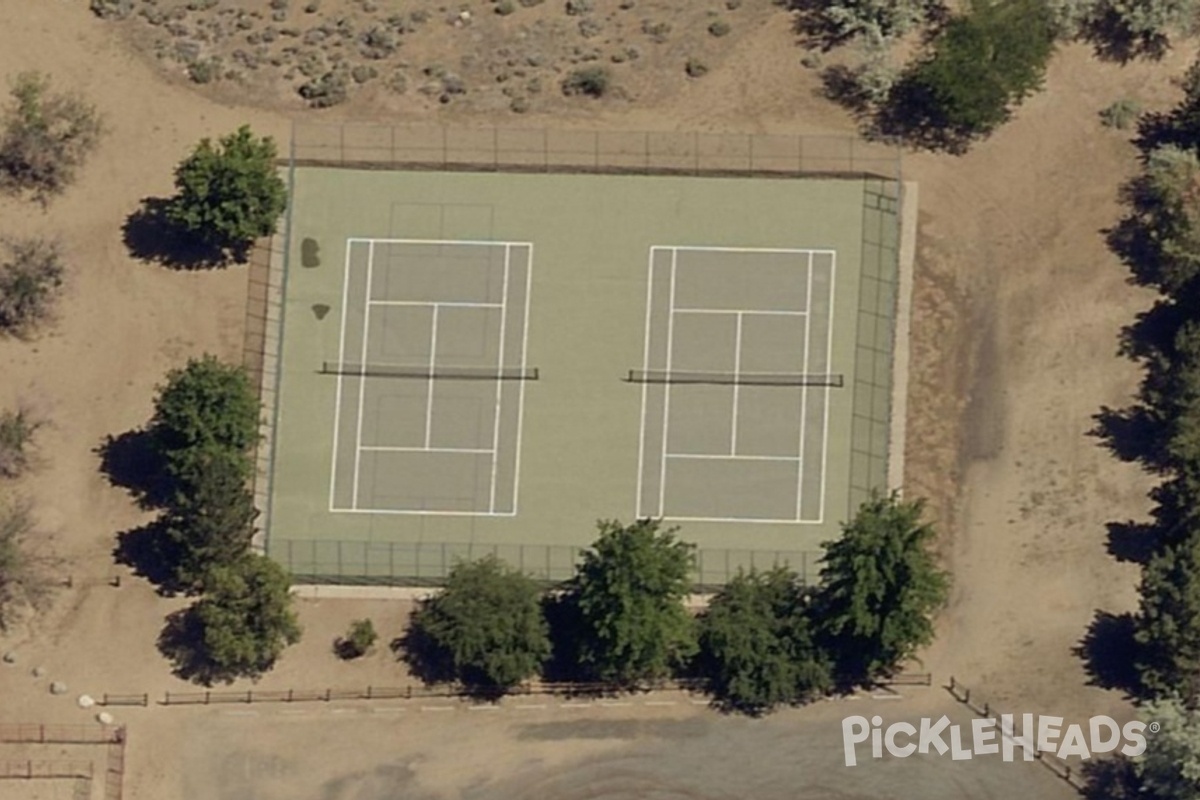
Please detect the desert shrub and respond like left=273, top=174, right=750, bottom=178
left=708, top=19, right=732, bottom=36
left=0, top=72, right=102, bottom=200
left=0, top=497, right=50, bottom=630
left=562, top=66, right=610, bottom=97
left=0, top=408, right=41, bottom=480
left=642, top=19, right=672, bottom=41
left=811, top=0, right=935, bottom=43
left=90, top=0, right=134, bottom=19
left=165, top=126, right=288, bottom=256
left=496, top=0, right=517, bottom=14
left=566, top=0, right=594, bottom=14
left=187, top=58, right=221, bottom=84
left=335, top=618, right=378, bottom=659
left=685, top=57, right=710, bottom=77
left=1051, top=0, right=1199, bottom=59
left=1101, top=97, right=1143, bottom=129
left=351, top=65, right=378, bottom=83
left=0, top=238, right=65, bottom=337
left=299, top=70, right=349, bottom=106
left=881, top=0, right=1056, bottom=148
left=358, top=26, right=397, bottom=59
left=520, top=0, right=544, bottom=5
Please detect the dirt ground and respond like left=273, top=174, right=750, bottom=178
left=0, top=0, right=1186, bottom=797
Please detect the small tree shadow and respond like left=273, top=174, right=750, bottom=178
left=122, top=197, right=238, bottom=270
left=96, top=428, right=171, bottom=510
left=1078, top=13, right=1171, bottom=65
left=1074, top=611, right=1144, bottom=698
left=541, top=592, right=584, bottom=683
left=1091, top=405, right=1166, bottom=470
left=873, top=77, right=976, bottom=155
left=1106, top=520, right=1161, bottom=564
left=113, top=519, right=188, bottom=596
left=158, top=605, right=232, bottom=686
left=391, top=611, right=456, bottom=686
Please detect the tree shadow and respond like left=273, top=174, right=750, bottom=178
left=391, top=609, right=456, bottom=686
left=873, top=77, right=976, bottom=155
left=158, top=605, right=232, bottom=686
left=541, top=592, right=585, bottom=683
left=1105, top=520, right=1161, bottom=564
left=1073, top=611, right=1144, bottom=699
left=95, top=428, right=171, bottom=510
left=1078, top=13, right=1171, bottom=66
left=113, top=519, right=188, bottom=596
left=1079, top=754, right=1142, bottom=800
left=1090, top=405, right=1166, bottom=470
left=819, top=65, right=875, bottom=116
left=121, top=197, right=237, bottom=270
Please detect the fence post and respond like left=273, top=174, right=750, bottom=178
left=39, top=724, right=45, bottom=743
left=325, top=689, right=332, bottom=702
left=287, top=689, right=294, bottom=702
left=983, top=702, right=989, bottom=716
left=406, top=686, right=412, bottom=699
left=693, top=131, right=699, bottom=175
left=205, top=691, right=211, bottom=705
left=747, top=133, right=754, bottom=172
left=366, top=686, right=373, bottom=700
left=245, top=691, right=252, bottom=704
left=964, top=688, right=970, bottom=704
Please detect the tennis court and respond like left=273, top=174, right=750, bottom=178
left=327, top=239, right=533, bottom=515
left=260, top=127, right=904, bottom=586
left=635, top=247, right=838, bottom=523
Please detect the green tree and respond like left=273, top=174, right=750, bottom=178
left=697, top=567, right=832, bottom=714
left=165, top=126, right=287, bottom=257
left=1136, top=532, right=1200, bottom=701
left=0, top=72, right=102, bottom=200
left=407, top=556, right=549, bottom=690
left=161, top=553, right=300, bottom=683
left=571, top=519, right=696, bottom=685
left=161, top=446, right=258, bottom=593
left=1137, top=696, right=1200, bottom=799
left=815, top=493, right=949, bottom=686
left=150, top=355, right=259, bottom=477
left=883, top=0, right=1055, bottom=146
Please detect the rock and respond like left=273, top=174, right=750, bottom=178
left=96, top=712, right=114, bottom=725
left=77, top=694, right=95, bottom=708
left=50, top=681, right=67, bottom=695
left=31, top=666, right=45, bottom=678
left=2, top=652, right=16, bottom=665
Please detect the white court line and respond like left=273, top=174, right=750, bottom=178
left=423, top=305, right=440, bottom=449
left=674, top=307, right=807, bottom=317
left=368, top=300, right=502, bottom=309
left=731, top=312, right=743, bottom=456
left=514, top=704, right=547, bottom=711
left=421, top=706, right=455, bottom=713
left=347, top=237, right=532, bottom=247
left=329, top=506, right=518, bottom=517
left=350, top=241, right=376, bottom=510
left=644, top=701, right=677, bottom=707
left=657, top=248, right=678, bottom=517
left=666, top=514, right=825, bottom=525
left=634, top=248, right=656, bottom=520
left=652, top=245, right=836, bottom=256
left=818, top=254, right=837, bottom=525
left=488, top=244, right=512, bottom=514
left=666, top=453, right=801, bottom=463
left=795, top=252, right=814, bottom=524
left=511, top=244, right=535, bottom=515
left=359, top=446, right=494, bottom=455
left=328, top=239, right=355, bottom=512
left=468, top=705, right=501, bottom=712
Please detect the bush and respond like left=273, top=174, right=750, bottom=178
left=685, top=57, right=710, bottom=77
left=165, top=126, right=288, bottom=257
left=569, top=519, right=696, bottom=685
left=881, top=0, right=1056, bottom=148
left=0, top=497, right=49, bottom=630
left=1101, top=97, right=1143, bottom=129
left=697, top=568, right=832, bottom=714
left=0, top=238, right=65, bottom=337
left=90, top=0, right=134, bottom=19
left=807, top=0, right=934, bottom=44
left=562, top=66, right=610, bottom=97
left=299, top=70, right=349, bottom=107
left=160, top=554, right=301, bottom=684
left=405, top=556, right=550, bottom=691
left=0, top=73, right=102, bottom=201
left=708, top=19, right=732, bottom=36
left=496, top=0, right=517, bottom=13
left=0, top=408, right=41, bottom=480
left=336, top=618, right=378, bottom=659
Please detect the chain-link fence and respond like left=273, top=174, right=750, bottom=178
left=290, top=122, right=902, bottom=181
left=270, top=538, right=822, bottom=590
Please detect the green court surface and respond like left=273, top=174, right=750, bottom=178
left=265, top=166, right=900, bottom=586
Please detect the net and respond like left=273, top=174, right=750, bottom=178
left=322, top=362, right=539, bottom=380
left=627, top=370, right=844, bottom=387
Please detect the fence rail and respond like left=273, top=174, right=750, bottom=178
left=0, top=725, right=123, bottom=745
left=946, top=677, right=1085, bottom=791
left=290, top=123, right=902, bottom=181
left=0, top=760, right=94, bottom=780
left=97, top=694, right=149, bottom=707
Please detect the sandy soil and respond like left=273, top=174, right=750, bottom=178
left=0, top=0, right=1185, bottom=796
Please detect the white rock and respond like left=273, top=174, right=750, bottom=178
left=459, top=10, right=471, bottom=19
left=96, top=712, right=114, bottom=725
left=49, top=681, right=67, bottom=695
left=77, top=694, right=95, bottom=708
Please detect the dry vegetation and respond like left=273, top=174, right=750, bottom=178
left=89, top=0, right=772, bottom=113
